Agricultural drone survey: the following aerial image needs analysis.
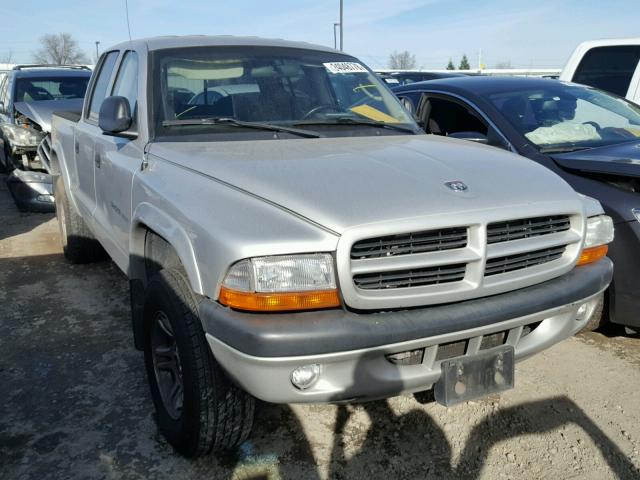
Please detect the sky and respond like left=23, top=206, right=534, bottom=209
left=2, top=0, right=638, bottom=69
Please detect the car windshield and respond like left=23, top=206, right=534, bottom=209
left=14, top=76, right=89, bottom=102
left=486, top=82, right=640, bottom=152
left=152, top=46, right=418, bottom=139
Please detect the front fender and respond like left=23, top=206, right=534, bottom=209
left=130, top=202, right=203, bottom=294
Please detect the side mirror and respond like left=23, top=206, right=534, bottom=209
left=99, top=96, right=136, bottom=138
left=448, top=131, right=489, bottom=144
left=398, top=96, right=415, bottom=115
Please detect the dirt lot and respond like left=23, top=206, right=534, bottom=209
left=1, top=178, right=640, bottom=480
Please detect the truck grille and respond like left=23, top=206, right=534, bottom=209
left=37, top=134, right=53, bottom=174
left=353, top=264, right=466, bottom=290
left=341, top=211, right=582, bottom=310
left=487, top=215, right=570, bottom=244
left=351, top=227, right=467, bottom=259
left=485, top=246, right=566, bottom=277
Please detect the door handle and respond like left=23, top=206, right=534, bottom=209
left=94, top=153, right=101, bottom=168
left=74, top=140, right=79, bottom=154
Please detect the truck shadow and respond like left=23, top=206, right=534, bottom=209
left=317, top=355, right=638, bottom=480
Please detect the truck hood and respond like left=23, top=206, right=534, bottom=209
left=551, top=140, right=640, bottom=178
left=150, top=135, right=579, bottom=233
left=14, top=99, right=84, bottom=133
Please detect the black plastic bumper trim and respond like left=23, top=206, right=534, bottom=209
left=199, top=259, right=612, bottom=358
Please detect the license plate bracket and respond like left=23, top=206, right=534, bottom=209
left=434, top=345, right=514, bottom=406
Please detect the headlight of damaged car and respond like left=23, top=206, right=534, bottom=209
left=219, top=253, right=340, bottom=312
left=1, top=123, right=44, bottom=147
left=578, top=215, right=614, bottom=265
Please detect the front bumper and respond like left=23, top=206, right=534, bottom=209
left=6, top=169, right=54, bottom=212
left=201, top=259, right=612, bottom=403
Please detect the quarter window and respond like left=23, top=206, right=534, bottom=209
left=572, top=46, right=640, bottom=97
left=88, top=51, right=119, bottom=121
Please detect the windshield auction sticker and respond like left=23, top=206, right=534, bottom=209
left=323, top=62, right=368, bottom=74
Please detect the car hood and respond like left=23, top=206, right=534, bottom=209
left=551, top=141, right=640, bottom=178
left=150, top=135, right=579, bottom=233
left=14, top=99, right=84, bottom=132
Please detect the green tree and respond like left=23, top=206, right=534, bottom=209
left=458, top=54, right=470, bottom=70
left=446, top=59, right=455, bottom=70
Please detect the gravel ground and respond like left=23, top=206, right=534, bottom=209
left=1, top=178, right=639, bottom=480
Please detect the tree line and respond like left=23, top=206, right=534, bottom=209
left=389, top=50, right=473, bottom=70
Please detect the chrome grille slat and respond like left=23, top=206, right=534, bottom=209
left=485, top=246, right=566, bottom=276
left=353, top=264, right=466, bottom=290
left=351, top=227, right=468, bottom=259
left=487, top=215, right=570, bottom=244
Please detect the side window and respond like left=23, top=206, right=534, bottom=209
left=572, top=46, right=640, bottom=97
left=87, top=51, right=119, bottom=121
left=423, top=97, right=488, bottom=137
left=111, top=51, right=139, bottom=118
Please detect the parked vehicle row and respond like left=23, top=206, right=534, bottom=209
left=48, top=36, right=613, bottom=458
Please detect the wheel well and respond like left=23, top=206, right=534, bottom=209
left=144, top=229, right=182, bottom=281
left=131, top=227, right=184, bottom=351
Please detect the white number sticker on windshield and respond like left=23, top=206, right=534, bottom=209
left=323, top=62, right=368, bottom=74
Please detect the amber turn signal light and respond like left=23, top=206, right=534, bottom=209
left=577, top=244, right=608, bottom=266
left=219, top=286, right=341, bottom=312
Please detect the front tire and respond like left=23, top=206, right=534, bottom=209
left=143, top=267, right=254, bottom=457
left=53, top=174, right=106, bottom=263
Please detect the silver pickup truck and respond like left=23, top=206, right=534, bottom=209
left=49, top=36, right=613, bottom=458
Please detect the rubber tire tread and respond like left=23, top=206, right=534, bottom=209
left=144, top=267, right=254, bottom=457
left=53, top=174, right=106, bottom=264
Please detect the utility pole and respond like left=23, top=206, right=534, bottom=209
left=339, top=0, right=343, bottom=51
left=333, top=23, right=340, bottom=50
left=95, top=41, right=100, bottom=61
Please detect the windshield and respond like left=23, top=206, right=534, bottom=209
left=14, top=75, right=90, bottom=102
left=152, top=46, right=417, bottom=139
left=486, top=82, right=640, bottom=152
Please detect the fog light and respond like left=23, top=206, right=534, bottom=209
left=576, top=303, right=588, bottom=318
left=290, top=364, right=321, bottom=390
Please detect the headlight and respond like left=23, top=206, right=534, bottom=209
left=219, top=253, right=340, bottom=312
left=1, top=124, right=43, bottom=147
left=577, top=215, right=614, bottom=266
left=632, top=208, right=640, bottom=223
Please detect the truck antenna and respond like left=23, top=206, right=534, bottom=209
left=124, top=0, right=133, bottom=42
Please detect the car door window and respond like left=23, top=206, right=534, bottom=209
left=111, top=51, right=139, bottom=128
left=422, top=97, right=488, bottom=137
left=573, top=46, right=640, bottom=97
left=87, top=51, right=119, bottom=122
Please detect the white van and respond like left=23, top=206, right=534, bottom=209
left=560, top=38, right=640, bottom=103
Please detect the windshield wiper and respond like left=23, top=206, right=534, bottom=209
left=161, top=117, right=324, bottom=138
left=539, top=146, right=592, bottom=154
left=294, top=117, right=419, bottom=134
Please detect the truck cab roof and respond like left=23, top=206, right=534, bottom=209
left=108, top=35, right=338, bottom=54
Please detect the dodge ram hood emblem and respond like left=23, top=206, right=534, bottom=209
left=444, top=181, right=468, bottom=192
